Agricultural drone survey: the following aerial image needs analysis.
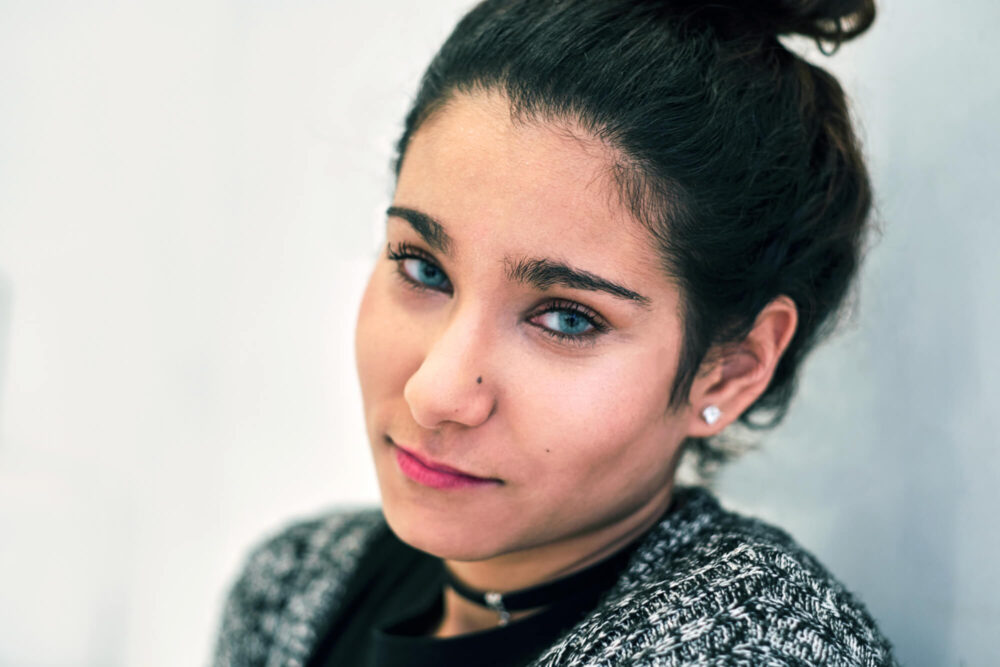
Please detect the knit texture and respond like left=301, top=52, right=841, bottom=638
left=212, top=487, right=898, bottom=666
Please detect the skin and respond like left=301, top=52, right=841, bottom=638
left=354, top=90, right=798, bottom=637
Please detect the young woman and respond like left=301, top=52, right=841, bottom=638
left=213, top=1, right=897, bottom=664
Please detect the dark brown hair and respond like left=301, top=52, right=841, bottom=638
left=392, top=0, right=876, bottom=476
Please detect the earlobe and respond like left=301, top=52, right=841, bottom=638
left=685, top=295, right=798, bottom=438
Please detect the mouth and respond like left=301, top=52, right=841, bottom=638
left=390, top=439, right=502, bottom=490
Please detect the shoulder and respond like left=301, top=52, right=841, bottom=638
left=630, top=486, right=899, bottom=665
left=231, top=506, right=386, bottom=591
left=538, top=487, right=898, bottom=666
left=655, top=487, right=897, bottom=664
left=212, top=506, right=386, bottom=667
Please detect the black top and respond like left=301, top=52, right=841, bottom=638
left=305, top=521, right=653, bottom=667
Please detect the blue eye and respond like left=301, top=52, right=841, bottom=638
left=534, top=309, right=595, bottom=336
left=402, top=257, right=448, bottom=288
left=386, top=242, right=609, bottom=347
left=530, top=299, right=608, bottom=346
left=386, top=242, right=452, bottom=292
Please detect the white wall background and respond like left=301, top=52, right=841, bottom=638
left=0, top=1, right=996, bottom=665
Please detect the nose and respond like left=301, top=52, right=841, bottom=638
left=403, top=305, right=498, bottom=431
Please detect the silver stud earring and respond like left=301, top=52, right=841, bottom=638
left=702, top=405, right=721, bottom=425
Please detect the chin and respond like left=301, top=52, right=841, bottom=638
left=380, top=501, right=508, bottom=562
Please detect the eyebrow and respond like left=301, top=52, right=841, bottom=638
left=387, top=206, right=453, bottom=255
left=386, top=205, right=652, bottom=308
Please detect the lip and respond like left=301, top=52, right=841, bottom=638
left=394, top=443, right=484, bottom=477
left=392, top=443, right=500, bottom=490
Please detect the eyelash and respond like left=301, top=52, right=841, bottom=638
left=385, top=241, right=609, bottom=347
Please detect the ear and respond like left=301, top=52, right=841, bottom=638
left=685, top=295, right=798, bottom=438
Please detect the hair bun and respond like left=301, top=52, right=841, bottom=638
left=668, top=0, right=876, bottom=52
left=761, top=0, right=875, bottom=46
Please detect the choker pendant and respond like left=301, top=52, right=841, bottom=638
left=484, top=591, right=511, bottom=626
left=441, top=527, right=650, bottom=631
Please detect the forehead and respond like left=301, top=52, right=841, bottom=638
left=394, top=91, right=667, bottom=289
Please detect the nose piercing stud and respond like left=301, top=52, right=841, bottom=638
left=702, top=405, right=721, bottom=425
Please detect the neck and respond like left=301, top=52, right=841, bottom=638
left=432, top=481, right=674, bottom=637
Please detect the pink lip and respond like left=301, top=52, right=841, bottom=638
left=393, top=445, right=500, bottom=490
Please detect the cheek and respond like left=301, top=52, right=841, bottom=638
left=355, top=269, right=417, bottom=415
left=511, top=342, right=680, bottom=490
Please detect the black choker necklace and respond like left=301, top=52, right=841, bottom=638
left=442, top=540, right=642, bottom=627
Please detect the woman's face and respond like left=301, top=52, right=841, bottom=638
left=355, top=92, right=695, bottom=561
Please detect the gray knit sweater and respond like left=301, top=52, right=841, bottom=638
left=212, top=486, right=897, bottom=666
